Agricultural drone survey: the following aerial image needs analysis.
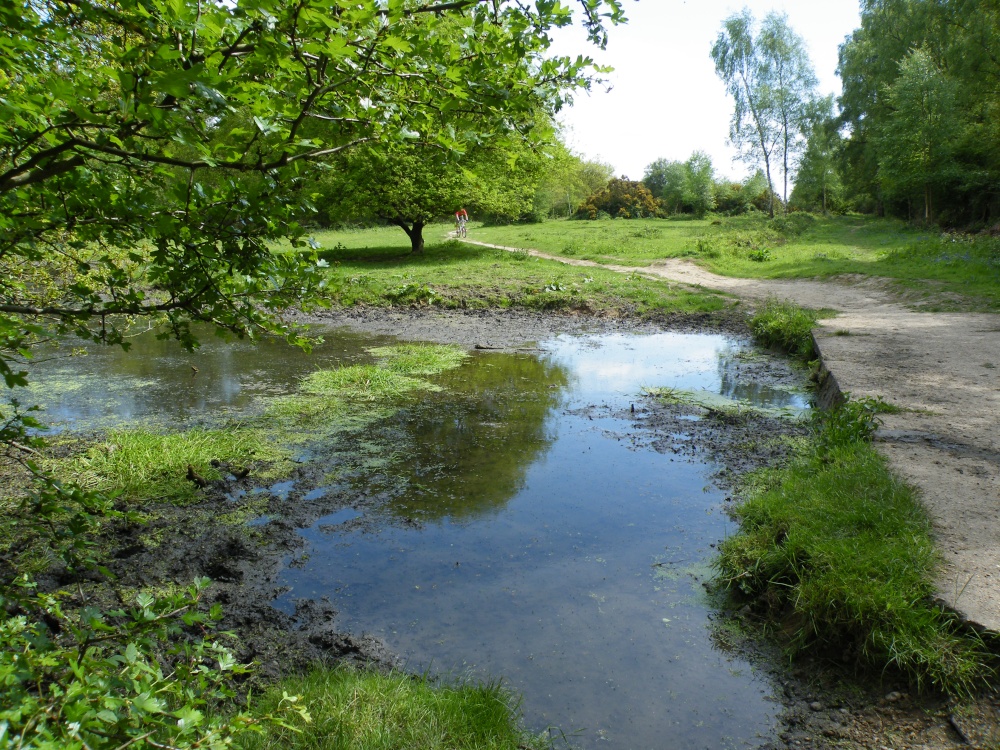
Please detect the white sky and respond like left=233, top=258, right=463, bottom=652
left=550, top=0, right=862, bottom=182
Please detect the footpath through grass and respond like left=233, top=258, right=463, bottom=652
left=464, top=214, right=1000, bottom=311
left=306, top=224, right=727, bottom=317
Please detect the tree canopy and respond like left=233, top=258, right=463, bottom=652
left=837, top=0, right=1000, bottom=224
left=1, top=0, right=625, bottom=391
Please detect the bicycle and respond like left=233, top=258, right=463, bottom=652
left=456, top=218, right=468, bottom=238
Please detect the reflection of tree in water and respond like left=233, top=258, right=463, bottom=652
left=374, top=351, right=569, bottom=522
left=24, top=325, right=388, bottom=428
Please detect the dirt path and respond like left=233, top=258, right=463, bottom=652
left=463, top=239, right=1000, bottom=633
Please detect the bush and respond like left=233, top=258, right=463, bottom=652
left=0, top=468, right=306, bottom=749
left=575, top=177, right=659, bottom=220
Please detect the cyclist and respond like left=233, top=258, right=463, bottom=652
left=455, top=207, right=469, bottom=238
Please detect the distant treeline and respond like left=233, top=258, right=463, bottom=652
left=831, top=0, right=1000, bottom=227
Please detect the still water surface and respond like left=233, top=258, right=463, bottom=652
left=27, top=327, right=808, bottom=749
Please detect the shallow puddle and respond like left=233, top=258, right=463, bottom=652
left=24, top=326, right=809, bottom=749
left=273, top=331, right=807, bottom=749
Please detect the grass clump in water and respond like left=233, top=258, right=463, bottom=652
left=748, top=297, right=819, bottom=361
left=367, top=343, right=469, bottom=376
left=716, top=398, right=990, bottom=694
left=301, top=365, right=442, bottom=401
left=61, top=427, right=289, bottom=504
left=242, top=666, right=552, bottom=750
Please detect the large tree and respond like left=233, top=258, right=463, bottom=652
left=875, top=48, right=960, bottom=222
left=790, top=98, right=845, bottom=214
left=758, top=13, right=818, bottom=206
left=320, top=138, right=543, bottom=252
left=0, top=0, right=625, bottom=393
left=642, top=151, right=716, bottom=217
left=712, top=9, right=780, bottom=217
left=837, top=0, right=1000, bottom=223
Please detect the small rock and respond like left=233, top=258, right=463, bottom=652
left=809, top=701, right=823, bottom=712
left=885, top=691, right=903, bottom=703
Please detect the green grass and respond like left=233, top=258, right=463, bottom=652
left=716, top=399, right=991, bottom=694
left=60, top=427, right=290, bottom=504
left=748, top=297, right=819, bottom=361
left=300, top=365, right=442, bottom=400
left=466, top=214, right=1000, bottom=311
left=304, top=227, right=728, bottom=317
left=367, top=343, right=470, bottom=375
left=241, top=666, right=551, bottom=750
left=466, top=217, right=712, bottom=264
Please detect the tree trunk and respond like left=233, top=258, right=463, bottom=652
left=396, top=220, right=425, bottom=254
left=924, top=183, right=932, bottom=224
left=764, top=158, right=775, bottom=218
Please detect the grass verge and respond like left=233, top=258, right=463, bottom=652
left=747, top=297, right=819, bottom=361
left=241, top=666, right=551, bottom=750
left=716, top=398, right=991, bottom=694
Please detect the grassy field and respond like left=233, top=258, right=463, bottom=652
left=464, top=215, right=1000, bottom=311
left=305, top=224, right=729, bottom=317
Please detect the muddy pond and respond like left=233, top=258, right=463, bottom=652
left=30, top=323, right=811, bottom=749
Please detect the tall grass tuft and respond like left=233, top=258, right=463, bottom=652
left=366, top=343, right=469, bottom=376
left=716, top=398, right=991, bottom=694
left=62, top=427, right=289, bottom=503
left=748, top=297, right=818, bottom=361
left=241, top=666, right=552, bottom=750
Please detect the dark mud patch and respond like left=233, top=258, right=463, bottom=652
left=291, top=305, right=749, bottom=349
left=88, top=461, right=405, bottom=684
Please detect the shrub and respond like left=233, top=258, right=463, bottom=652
left=575, top=177, right=659, bottom=220
left=0, top=469, right=306, bottom=749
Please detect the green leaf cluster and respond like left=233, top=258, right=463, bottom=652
left=0, top=577, right=308, bottom=749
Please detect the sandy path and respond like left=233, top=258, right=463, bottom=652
left=464, top=239, right=1000, bottom=632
